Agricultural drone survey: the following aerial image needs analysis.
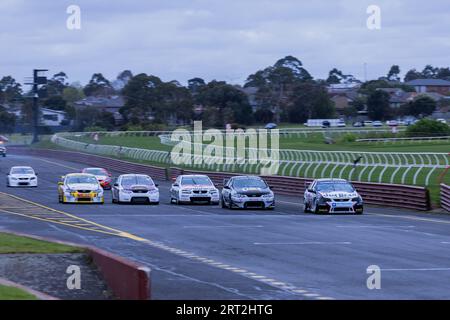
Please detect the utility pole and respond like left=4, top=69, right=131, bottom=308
left=27, top=69, right=48, bottom=143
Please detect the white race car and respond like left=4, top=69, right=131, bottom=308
left=58, top=173, right=104, bottom=204
left=170, top=175, right=220, bottom=205
left=303, top=179, right=364, bottom=214
left=7, top=166, right=38, bottom=187
left=112, top=174, right=159, bottom=204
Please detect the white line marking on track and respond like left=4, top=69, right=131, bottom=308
left=381, top=268, right=450, bottom=272
left=253, top=241, right=352, bottom=245
left=183, top=225, right=264, bottom=228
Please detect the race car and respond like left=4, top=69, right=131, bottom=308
left=303, top=179, right=363, bottom=214
left=58, top=173, right=104, bottom=204
left=7, top=166, right=38, bottom=187
left=82, top=167, right=113, bottom=190
left=221, top=176, right=275, bottom=210
left=112, top=174, right=159, bottom=204
left=170, top=175, right=220, bottom=205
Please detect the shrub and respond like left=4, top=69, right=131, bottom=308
left=406, top=119, right=450, bottom=137
left=340, top=133, right=357, bottom=143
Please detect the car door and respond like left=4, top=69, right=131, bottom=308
left=222, top=179, right=232, bottom=203
left=112, top=176, right=120, bottom=200
left=171, top=177, right=181, bottom=199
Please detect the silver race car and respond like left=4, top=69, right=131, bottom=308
left=221, top=176, right=275, bottom=210
left=112, top=174, right=159, bottom=204
left=304, top=179, right=363, bottom=214
left=170, top=175, right=220, bottom=205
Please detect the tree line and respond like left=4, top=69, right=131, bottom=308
left=0, top=57, right=449, bottom=132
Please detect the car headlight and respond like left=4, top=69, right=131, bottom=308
left=352, top=196, right=363, bottom=203
left=11, top=177, right=17, bottom=180
left=122, top=189, right=133, bottom=194
left=210, top=190, right=218, bottom=194
left=262, top=193, right=274, bottom=198
left=30, top=177, right=36, bottom=180
left=181, top=190, right=191, bottom=194
left=150, top=189, right=159, bottom=194
left=233, top=193, right=247, bottom=198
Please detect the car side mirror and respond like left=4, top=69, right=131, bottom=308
left=155, top=184, right=159, bottom=187
left=173, top=183, right=179, bottom=187
left=58, top=182, right=64, bottom=186
left=223, top=186, right=230, bottom=190
left=308, top=189, right=316, bottom=193
left=114, top=183, right=119, bottom=187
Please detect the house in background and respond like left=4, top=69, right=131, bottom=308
left=377, top=88, right=416, bottom=109
left=40, top=108, right=68, bottom=126
left=74, top=95, right=125, bottom=125
left=405, top=79, right=450, bottom=95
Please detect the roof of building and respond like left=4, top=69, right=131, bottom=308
left=405, top=79, right=450, bottom=87
left=74, top=95, right=125, bottom=108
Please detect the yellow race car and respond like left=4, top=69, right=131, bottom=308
left=58, top=173, right=104, bottom=204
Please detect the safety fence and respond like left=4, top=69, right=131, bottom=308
left=441, top=184, right=450, bottom=212
left=50, top=133, right=449, bottom=187
left=9, top=147, right=168, bottom=181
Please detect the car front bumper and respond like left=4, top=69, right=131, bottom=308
left=231, top=197, right=275, bottom=209
left=119, top=192, right=159, bottom=203
left=317, top=202, right=363, bottom=213
left=9, top=179, right=38, bottom=187
left=63, top=192, right=104, bottom=204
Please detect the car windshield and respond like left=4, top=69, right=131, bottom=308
left=181, top=177, right=212, bottom=186
left=11, top=168, right=34, bottom=175
left=66, top=176, right=98, bottom=184
left=84, top=168, right=107, bottom=176
left=121, top=176, right=154, bottom=187
left=233, top=178, right=267, bottom=189
left=316, top=182, right=355, bottom=193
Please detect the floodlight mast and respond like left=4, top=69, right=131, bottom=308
left=29, top=69, right=48, bottom=143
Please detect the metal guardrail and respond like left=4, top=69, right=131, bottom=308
left=357, top=136, right=450, bottom=143
left=9, top=147, right=168, bottom=181
left=441, top=184, right=450, bottom=212
left=170, top=168, right=431, bottom=211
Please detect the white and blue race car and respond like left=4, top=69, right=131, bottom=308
left=304, top=179, right=363, bottom=214
left=221, top=176, right=275, bottom=210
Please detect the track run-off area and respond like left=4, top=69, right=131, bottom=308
left=1, top=153, right=450, bottom=299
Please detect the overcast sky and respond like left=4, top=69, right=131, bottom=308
left=1, top=0, right=449, bottom=87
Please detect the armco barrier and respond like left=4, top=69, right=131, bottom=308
left=171, top=168, right=431, bottom=211
left=442, top=184, right=450, bottom=212
left=9, top=147, right=431, bottom=211
left=9, top=147, right=168, bottom=181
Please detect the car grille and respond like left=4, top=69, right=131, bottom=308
left=19, top=178, right=29, bottom=181
left=131, top=197, right=149, bottom=203
left=77, top=190, right=92, bottom=193
left=334, top=207, right=351, bottom=212
left=193, top=190, right=208, bottom=194
left=77, top=198, right=91, bottom=202
left=132, top=189, right=148, bottom=194
left=247, top=194, right=263, bottom=197
left=334, top=199, right=350, bottom=202
left=245, top=201, right=265, bottom=208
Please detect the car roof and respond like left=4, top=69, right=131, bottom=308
left=11, top=166, right=33, bottom=169
left=83, top=167, right=107, bottom=171
left=232, top=176, right=263, bottom=180
left=315, top=178, right=349, bottom=183
left=66, top=173, right=96, bottom=177
left=180, top=175, right=210, bottom=178
left=120, top=174, right=150, bottom=177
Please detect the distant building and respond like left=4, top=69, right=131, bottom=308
left=405, top=79, right=450, bottom=95
left=377, top=88, right=416, bottom=108
left=74, top=95, right=125, bottom=124
left=40, top=108, right=68, bottom=126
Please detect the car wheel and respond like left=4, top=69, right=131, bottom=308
left=303, top=201, right=309, bottom=213
left=221, top=196, right=227, bottom=208
left=313, top=200, right=320, bottom=214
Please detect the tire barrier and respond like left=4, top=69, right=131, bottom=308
left=441, top=184, right=450, bottom=212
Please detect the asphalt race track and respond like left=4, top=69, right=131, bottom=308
left=1, top=153, right=450, bottom=300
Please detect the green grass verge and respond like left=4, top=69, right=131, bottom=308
left=0, top=233, right=84, bottom=254
left=0, top=285, right=38, bottom=300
